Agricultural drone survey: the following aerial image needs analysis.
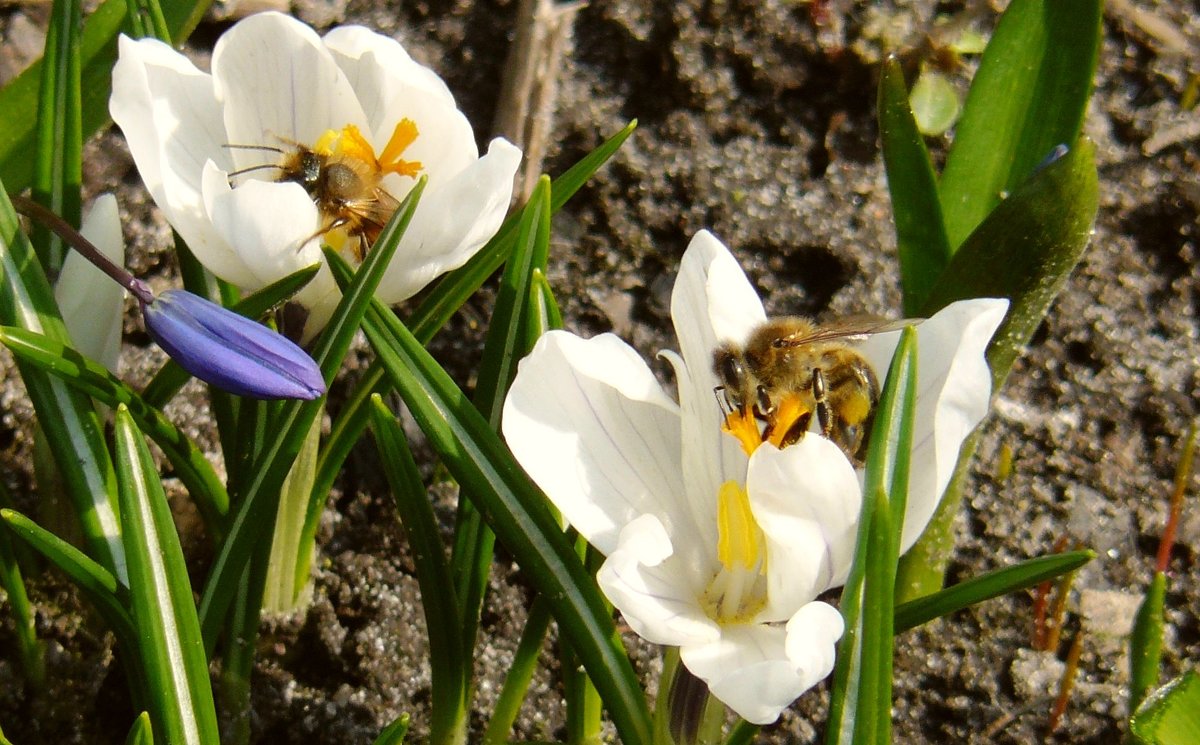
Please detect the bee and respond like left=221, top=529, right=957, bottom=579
left=225, top=127, right=408, bottom=261
left=712, top=316, right=911, bottom=465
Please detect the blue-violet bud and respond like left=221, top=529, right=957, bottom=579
left=141, top=289, right=325, bottom=400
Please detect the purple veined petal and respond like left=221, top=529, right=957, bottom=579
left=141, top=289, right=325, bottom=400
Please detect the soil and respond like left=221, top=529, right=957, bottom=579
left=0, top=0, right=1197, bottom=743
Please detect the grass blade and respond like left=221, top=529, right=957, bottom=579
left=1129, top=571, right=1167, bottom=714
left=306, top=124, right=636, bottom=593
left=0, top=182, right=122, bottom=579
left=828, top=329, right=918, bottom=745
left=0, top=482, right=44, bottom=686
left=453, top=176, right=551, bottom=678
left=369, top=396, right=468, bottom=744
left=32, top=0, right=82, bottom=273
left=326, top=254, right=653, bottom=745
left=0, top=326, right=230, bottom=534
left=124, top=712, right=153, bottom=745
left=893, top=549, right=1094, bottom=632
left=938, top=0, right=1101, bottom=249
left=114, top=405, right=218, bottom=744
left=0, top=507, right=134, bottom=651
left=878, top=57, right=951, bottom=316
left=0, top=0, right=210, bottom=193
left=196, top=178, right=425, bottom=652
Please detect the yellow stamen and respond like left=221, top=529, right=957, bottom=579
left=313, top=128, right=339, bottom=156
left=722, top=408, right=763, bottom=457
left=378, top=118, right=423, bottom=177
left=766, top=393, right=809, bottom=449
left=335, top=124, right=377, bottom=165
left=716, top=480, right=765, bottom=572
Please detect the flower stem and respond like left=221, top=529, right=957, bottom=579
left=11, top=195, right=153, bottom=304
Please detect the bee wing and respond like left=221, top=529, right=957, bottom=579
left=776, top=315, right=920, bottom=346
left=347, top=188, right=402, bottom=230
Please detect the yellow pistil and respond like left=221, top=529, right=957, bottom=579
left=704, top=480, right=768, bottom=623
left=716, top=481, right=765, bottom=572
left=722, top=407, right=763, bottom=457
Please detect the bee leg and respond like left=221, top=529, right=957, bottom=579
left=811, top=368, right=834, bottom=439
left=713, top=386, right=731, bottom=416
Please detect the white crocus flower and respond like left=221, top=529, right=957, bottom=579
left=109, top=12, right=521, bottom=338
left=502, top=230, right=1007, bottom=724
left=56, top=194, right=125, bottom=373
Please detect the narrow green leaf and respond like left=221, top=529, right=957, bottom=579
left=0, top=0, right=210, bottom=193
left=938, top=0, right=1101, bottom=249
left=124, top=0, right=171, bottom=42
left=828, top=330, right=918, bottom=745
left=370, top=396, right=468, bottom=744
left=0, top=182, right=122, bottom=580
left=140, top=262, right=321, bottom=409
left=124, top=712, right=153, bottom=745
left=113, top=405, right=219, bottom=745
left=482, top=598, right=553, bottom=745
left=893, top=549, right=1094, bottom=632
left=326, top=255, right=653, bottom=745
left=372, top=715, right=411, bottom=745
left=197, top=178, right=425, bottom=653
left=1129, top=572, right=1167, bottom=714
left=0, top=482, right=44, bottom=686
left=454, top=176, right=551, bottom=677
left=0, top=507, right=135, bottom=653
left=32, top=0, right=83, bottom=273
left=306, top=123, right=635, bottom=597
left=922, top=137, right=1098, bottom=391
left=407, top=121, right=635, bottom=340
left=878, top=57, right=951, bottom=317
left=1131, top=671, right=1200, bottom=745
left=0, top=326, right=230, bottom=534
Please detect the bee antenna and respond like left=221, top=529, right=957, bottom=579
left=227, top=163, right=284, bottom=182
left=223, top=143, right=287, bottom=154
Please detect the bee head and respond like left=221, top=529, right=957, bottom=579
left=712, top=345, right=748, bottom=409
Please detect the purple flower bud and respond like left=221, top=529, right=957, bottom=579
left=141, top=289, right=325, bottom=400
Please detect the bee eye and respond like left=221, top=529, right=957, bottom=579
left=716, top=353, right=745, bottom=390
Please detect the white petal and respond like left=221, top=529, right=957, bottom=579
left=680, top=612, right=838, bottom=725
left=211, top=12, right=367, bottom=167
left=784, top=601, right=844, bottom=689
left=57, top=195, right=125, bottom=373
left=501, top=331, right=688, bottom=554
left=374, top=138, right=520, bottom=304
left=200, top=160, right=328, bottom=296
left=596, top=514, right=719, bottom=647
left=748, top=439, right=862, bottom=615
left=669, top=231, right=766, bottom=524
left=322, top=26, right=477, bottom=180
left=857, top=298, right=1008, bottom=552
left=108, top=36, right=253, bottom=285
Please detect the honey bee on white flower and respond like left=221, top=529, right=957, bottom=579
left=503, top=230, right=1007, bottom=724
left=110, top=12, right=521, bottom=339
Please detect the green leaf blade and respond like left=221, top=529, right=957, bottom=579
left=922, top=137, right=1098, bottom=391
left=878, top=58, right=952, bottom=317
left=893, top=549, right=1095, bottom=632
left=113, top=406, right=219, bottom=745
left=938, top=0, right=1102, bottom=249
left=328, top=255, right=652, bottom=745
